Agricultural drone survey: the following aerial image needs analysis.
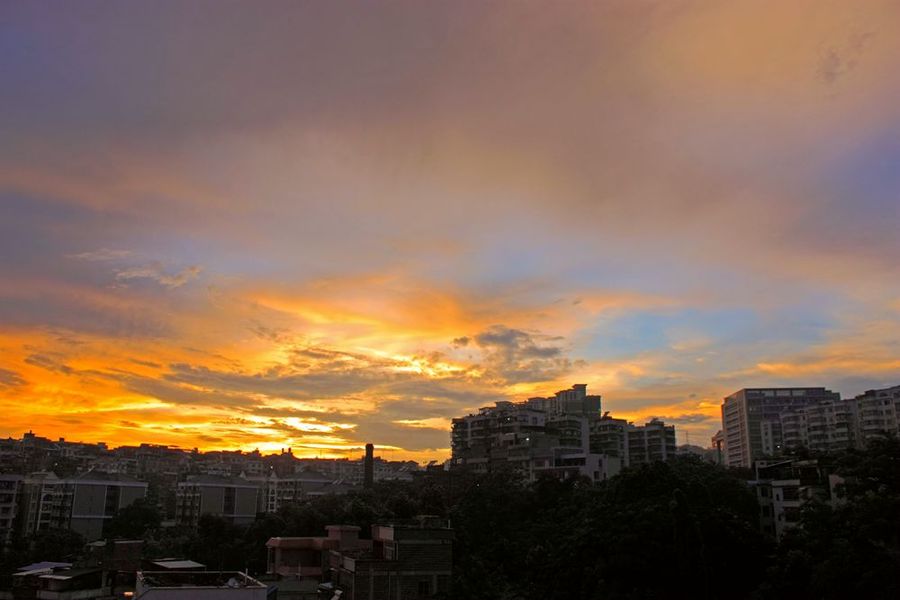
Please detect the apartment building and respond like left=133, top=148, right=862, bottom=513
left=721, top=388, right=841, bottom=468
left=853, top=385, right=900, bottom=442
left=780, top=401, right=856, bottom=453
left=293, top=457, right=418, bottom=485
left=0, top=474, right=21, bottom=546
left=626, top=418, right=677, bottom=466
left=248, top=470, right=343, bottom=513
left=19, top=470, right=148, bottom=540
left=723, top=385, right=900, bottom=467
left=451, top=385, right=674, bottom=480
left=175, top=475, right=259, bottom=527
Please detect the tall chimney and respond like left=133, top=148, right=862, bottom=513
left=364, top=443, right=374, bottom=489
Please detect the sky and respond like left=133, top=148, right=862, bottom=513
left=1, top=1, right=899, bottom=462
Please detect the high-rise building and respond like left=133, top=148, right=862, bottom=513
left=451, top=385, right=673, bottom=480
left=721, top=388, right=840, bottom=468
left=626, top=419, right=677, bottom=466
left=780, top=401, right=856, bottom=453
left=725, top=385, right=900, bottom=467
left=852, top=385, right=900, bottom=443
left=550, top=383, right=602, bottom=416
left=588, top=415, right=628, bottom=458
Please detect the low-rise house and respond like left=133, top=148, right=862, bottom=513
left=267, top=525, right=370, bottom=579
left=324, top=518, right=453, bottom=600
left=752, top=458, right=832, bottom=538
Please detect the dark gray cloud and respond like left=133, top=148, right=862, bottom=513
left=0, top=295, right=172, bottom=340
left=472, top=325, right=573, bottom=384
left=24, top=352, right=74, bottom=375
left=380, top=379, right=501, bottom=412
left=649, top=413, right=716, bottom=426
left=129, top=358, right=162, bottom=369
left=816, top=31, right=873, bottom=86
left=163, top=361, right=396, bottom=400
left=0, top=367, right=26, bottom=388
left=115, top=263, right=203, bottom=289
left=352, top=420, right=450, bottom=453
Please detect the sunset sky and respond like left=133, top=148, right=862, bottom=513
left=1, top=1, right=899, bottom=461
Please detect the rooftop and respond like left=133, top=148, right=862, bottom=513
left=137, top=571, right=265, bottom=589
left=149, top=559, right=206, bottom=570
left=181, top=474, right=259, bottom=487
left=16, top=561, right=72, bottom=572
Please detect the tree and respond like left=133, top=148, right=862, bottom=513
left=507, top=457, right=767, bottom=600
left=103, top=497, right=161, bottom=539
left=759, top=437, right=900, bottom=599
left=29, top=528, right=86, bottom=562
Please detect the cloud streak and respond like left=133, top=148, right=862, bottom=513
left=115, top=264, right=203, bottom=289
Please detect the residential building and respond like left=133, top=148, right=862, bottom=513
left=852, top=385, right=900, bottom=443
left=588, top=415, right=628, bottom=458
left=11, top=565, right=109, bottom=600
left=751, top=458, right=833, bottom=538
left=324, top=518, right=453, bottom=600
left=249, top=469, right=350, bottom=514
left=175, top=475, right=259, bottom=527
left=626, top=418, right=677, bottom=465
left=780, top=401, right=856, bottom=453
left=0, top=474, right=21, bottom=546
left=451, top=385, right=673, bottom=480
left=267, top=525, right=369, bottom=579
left=728, top=385, right=900, bottom=464
left=294, top=457, right=418, bottom=485
left=589, top=415, right=676, bottom=466
left=547, top=383, right=602, bottom=416
left=20, top=471, right=148, bottom=540
left=721, top=388, right=841, bottom=468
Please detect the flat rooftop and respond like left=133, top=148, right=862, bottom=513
left=137, top=571, right=265, bottom=589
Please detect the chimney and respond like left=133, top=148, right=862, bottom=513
left=364, top=443, right=374, bottom=489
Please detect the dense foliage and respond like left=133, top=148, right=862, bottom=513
left=758, top=437, right=900, bottom=600
left=2, top=441, right=898, bottom=599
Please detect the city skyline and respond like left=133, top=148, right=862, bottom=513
left=2, top=1, right=900, bottom=462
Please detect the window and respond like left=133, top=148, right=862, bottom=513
left=104, top=486, right=121, bottom=517
left=224, top=487, right=236, bottom=515
left=418, top=580, right=431, bottom=596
